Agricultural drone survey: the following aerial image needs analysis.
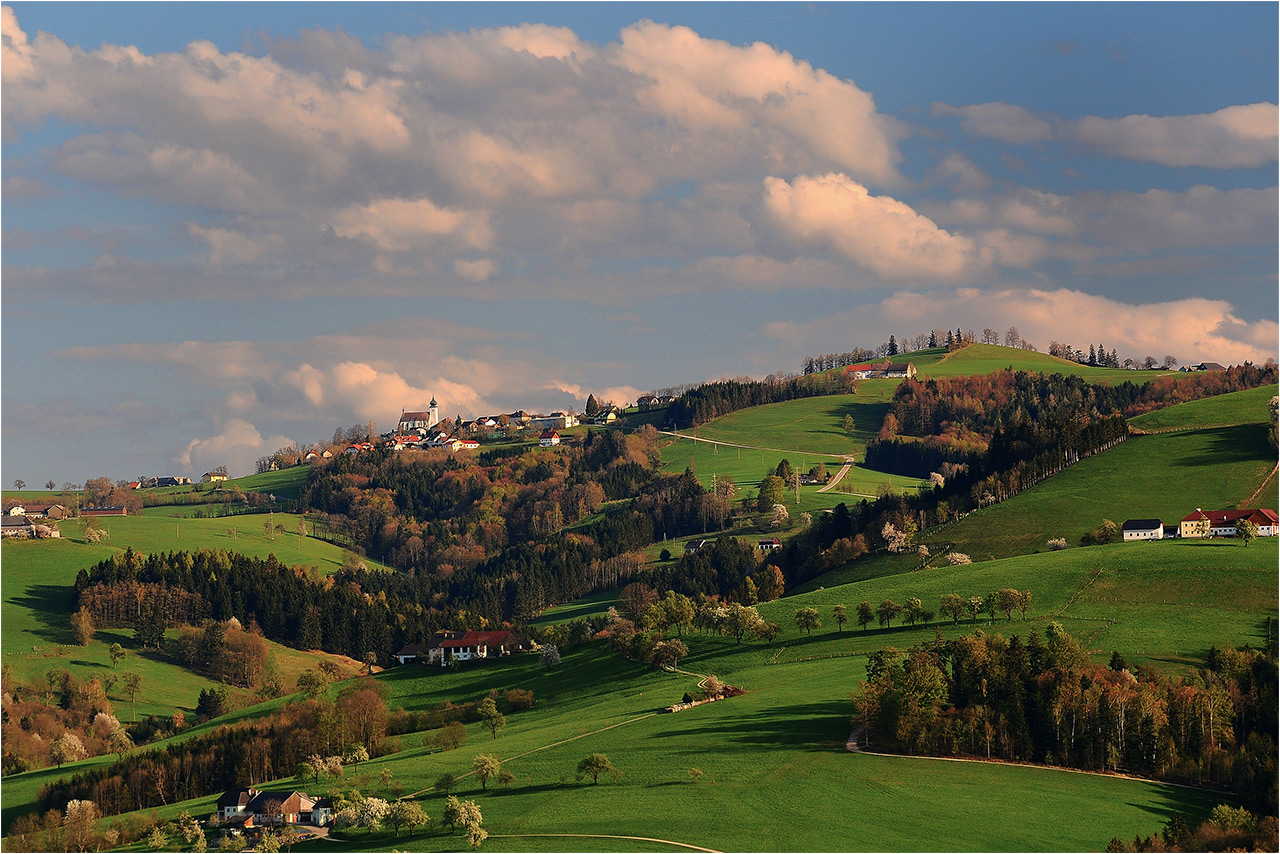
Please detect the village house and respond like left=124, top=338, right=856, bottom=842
left=539, top=429, right=561, bottom=447
left=216, top=788, right=332, bottom=827
left=438, top=630, right=517, bottom=667
left=395, top=631, right=464, bottom=666
left=1178, top=508, right=1277, bottom=539
left=1, top=516, right=37, bottom=537
left=8, top=503, right=68, bottom=519
left=202, top=471, right=228, bottom=484
left=1121, top=519, right=1164, bottom=541
left=757, top=537, right=782, bottom=551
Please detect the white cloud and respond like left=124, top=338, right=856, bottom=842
left=453, top=258, right=499, bottom=282
left=761, top=173, right=984, bottom=280
left=187, top=224, right=283, bottom=264
left=933, top=102, right=1053, bottom=143
left=330, top=196, right=493, bottom=252
left=179, top=418, right=297, bottom=478
left=762, top=286, right=1278, bottom=367
left=1073, top=103, right=1278, bottom=168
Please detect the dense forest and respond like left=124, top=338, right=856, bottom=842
left=853, top=627, right=1278, bottom=813
left=665, top=372, right=856, bottom=429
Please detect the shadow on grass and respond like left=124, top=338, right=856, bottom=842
left=645, top=699, right=850, bottom=752
left=8, top=584, right=77, bottom=645
left=1175, top=425, right=1269, bottom=467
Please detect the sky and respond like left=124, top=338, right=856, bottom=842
left=3, top=2, right=1277, bottom=483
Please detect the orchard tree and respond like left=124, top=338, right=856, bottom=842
left=477, top=696, right=506, bottom=739
left=539, top=645, right=561, bottom=670
left=473, top=753, right=501, bottom=790
left=833, top=604, right=848, bottom=633
left=50, top=732, right=88, bottom=768
left=856, top=601, right=875, bottom=631
left=385, top=800, right=429, bottom=837
left=577, top=753, right=618, bottom=784
left=795, top=607, right=821, bottom=636
left=13, top=479, right=24, bottom=491
left=46, top=480, right=56, bottom=491
left=1236, top=519, right=1259, bottom=547
left=296, top=669, right=327, bottom=699
left=940, top=594, right=965, bottom=625
left=344, top=743, right=369, bottom=772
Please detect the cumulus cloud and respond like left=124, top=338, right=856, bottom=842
left=933, top=101, right=1053, bottom=143
left=187, top=224, right=283, bottom=264
left=330, top=196, right=493, bottom=252
left=762, top=286, right=1278, bottom=367
left=453, top=258, right=499, bottom=282
left=1073, top=103, right=1278, bottom=168
left=180, top=418, right=297, bottom=477
left=761, top=173, right=984, bottom=280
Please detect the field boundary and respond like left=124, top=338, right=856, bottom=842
left=1242, top=462, right=1280, bottom=508
left=659, top=430, right=848, bottom=461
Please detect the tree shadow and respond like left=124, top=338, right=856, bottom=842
left=1176, top=425, right=1269, bottom=466
left=644, top=699, right=851, bottom=753
left=8, top=584, right=77, bottom=644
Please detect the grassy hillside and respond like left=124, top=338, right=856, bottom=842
left=906, top=343, right=1178, bottom=383
left=769, top=538, right=1276, bottom=673
left=0, top=538, right=364, bottom=722
left=808, top=421, right=1278, bottom=574
left=5, top=637, right=1229, bottom=851
left=1129, top=384, right=1279, bottom=432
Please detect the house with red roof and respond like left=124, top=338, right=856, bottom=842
left=539, top=429, right=560, bottom=447
left=438, top=630, right=517, bottom=666
left=1180, top=508, right=1278, bottom=539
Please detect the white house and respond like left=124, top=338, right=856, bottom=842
left=1121, top=519, right=1164, bottom=541
left=539, top=429, right=561, bottom=446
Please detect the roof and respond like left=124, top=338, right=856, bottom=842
left=1122, top=519, right=1163, bottom=531
left=441, top=630, right=513, bottom=649
left=395, top=643, right=438, bottom=656
left=217, top=787, right=258, bottom=809
left=885, top=363, right=912, bottom=371
left=2, top=516, right=34, bottom=528
left=540, top=429, right=560, bottom=439
left=245, top=790, right=314, bottom=815
left=1180, top=509, right=1210, bottom=523
left=399, top=411, right=434, bottom=421
left=1198, top=362, right=1227, bottom=371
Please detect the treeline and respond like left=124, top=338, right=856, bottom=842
left=853, top=627, right=1278, bottom=813
left=666, top=373, right=856, bottom=429
left=801, top=347, right=877, bottom=375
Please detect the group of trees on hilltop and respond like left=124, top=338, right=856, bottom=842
left=854, top=626, right=1277, bottom=814
left=666, top=373, right=856, bottom=429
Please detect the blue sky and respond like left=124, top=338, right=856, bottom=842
left=3, top=2, right=1276, bottom=483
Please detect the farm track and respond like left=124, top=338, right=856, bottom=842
left=817, top=459, right=855, bottom=493
left=659, top=430, right=847, bottom=461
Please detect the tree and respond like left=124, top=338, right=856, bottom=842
left=355, top=797, right=390, bottom=830
left=109, top=727, right=134, bottom=759
left=296, top=669, right=327, bottom=699
left=876, top=599, right=901, bottom=628
left=842, top=414, right=855, bottom=435
left=385, top=800, right=429, bottom=837
left=1162, top=355, right=1179, bottom=370
left=887, top=335, right=899, bottom=356
left=856, top=601, right=875, bottom=631
left=903, top=597, right=924, bottom=627
left=997, top=589, right=1021, bottom=621
left=477, top=696, right=506, bottom=739
left=795, top=607, right=821, bottom=636
left=585, top=394, right=599, bottom=417
left=363, top=651, right=378, bottom=675
left=49, top=732, right=88, bottom=768
left=833, top=605, right=848, bottom=633
left=344, top=743, right=369, bottom=772
left=63, top=800, right=101, bottom=853
left=1236, top=519, right=1259, bottom=546
left=13, top=478, right=25, bottom=491
left=123, top=671, right=142, bottom=717
left=577, top=753, right=617, bottom=784
left=756, top=475, right=785, bottom=512
left=70, top=607, right=96, bottom=646
left=498, top=770, right=516, bottom=789
left=473, top=753, right=501, bottom=790
left=146, top=826, right=169, bottom=852
left=940, top=594, right=965, bottom=624
left=46, top=480, right=56, bottom=491
left=539, top=644, right=561, bottom=670
left=465, top=824, right=488, bottom=850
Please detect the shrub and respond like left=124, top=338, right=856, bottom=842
left=944, top=552, right=972, bottom=565
left=1046, top=538, right=1069, bottom=551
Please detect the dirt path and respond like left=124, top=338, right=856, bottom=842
left=490, top=833, right=721, bottom=852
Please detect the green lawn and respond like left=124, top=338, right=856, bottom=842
left=906, top=344, right=1180, bottom=383
left=1129, top=384, right=1279, bottom=432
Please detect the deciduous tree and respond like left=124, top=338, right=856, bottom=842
left=577, top=753, right=617, bottom=784
left=477, top=696, right=506, bottom=739
left=795, top=607, right=821, bottom=636
left=473, top=753, right=501, bottom=790
left=833, top=605, right=848, bottom=632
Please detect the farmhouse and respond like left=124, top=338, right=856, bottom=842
left=202, top=471, right=228, bottom=483
left=884, top=362, right=918, bottom=379
left=82, top=506, right=127, bottom=516
left=216, top=788, right=332, bottom=827
left=1, top=516, right=37, bottom=537
left=1121, top=519, right=1164, bottom=541
left=395, top=631, right=464, bottom=666
left=438, top=630, right=517, bottom=667
left=1178, top=508, right=1278, bottom=539
left=8, top=503, right=67, bottom=519
left=540, top=429, right=561, bottom=446
left=757, top=537, right=782, bottom=551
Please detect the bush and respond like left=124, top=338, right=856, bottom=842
left=1046, top=538, right=1068, bottom=551
left=504, top=689, right=534, bottom=711
left=944, top=552, right=972, bottom=565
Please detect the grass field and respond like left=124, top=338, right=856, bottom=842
left=1129, top=384, right=1278, bottom=432
left=11, top=635, right=1230, bottom=851
left=0, top=538, right=365, bottom=723
left=764, top=538, right=1276, bottom=673
left=897, top=344, right=1181, bottom=384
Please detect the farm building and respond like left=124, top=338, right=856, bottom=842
left=438, top=630, right=518, bottom=666
left=217, top=788, right=332, bottom=827
left=540, top=429, right=561, bottom=446
left=1121, top=519, right=1164, bottom=541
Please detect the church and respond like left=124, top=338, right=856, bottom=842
left=397, top=398, right=439, bottom=433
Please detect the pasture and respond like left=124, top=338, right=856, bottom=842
left=1129, top=384, right=1278, bottom=432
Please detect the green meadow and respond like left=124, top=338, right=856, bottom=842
left=903, top=344, right=1180, bottom=383
left=1129, top=384, right=1279, bottom=432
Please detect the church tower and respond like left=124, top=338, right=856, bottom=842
left=429, top=397, right=439, bottom=429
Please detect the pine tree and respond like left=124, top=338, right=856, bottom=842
left=1088, top=345, right=1097, bottom=365
left=928, top=329, right=937, bottom=348
left=887, top=335, right=899, bottom=356
left=585, top=394, right=599, bottom=417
